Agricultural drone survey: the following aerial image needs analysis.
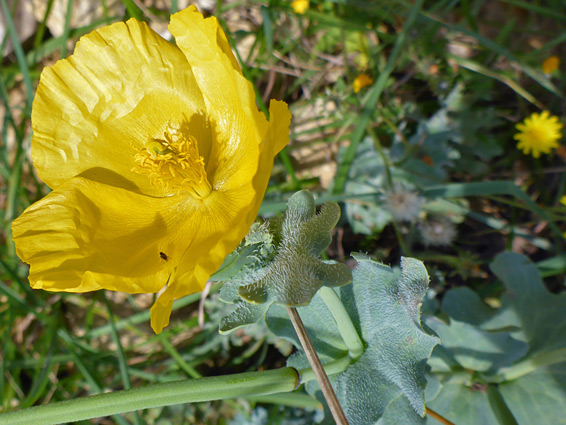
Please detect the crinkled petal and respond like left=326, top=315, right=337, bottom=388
left=150, top=185, right=265, bottom=333
left=168, top=7, right=273, bottom=187
left=11, top=177, right=203, bottom=294
left=168, top=6, right=291, bottom=192
left=150, top=100, right=291, bottom=333
left=168, top=6, right=265, bottom=130
left=150, top=297, right=175, bottom=334
left=31, top=17, right=207, bottom=195
left=267, top=100, right=293, bottom=155
left=17, top=6, right=292, bottom=335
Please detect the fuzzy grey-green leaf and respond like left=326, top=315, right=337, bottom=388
left=237, top=190, right=351, bottom=308
left=304, top=202, right=341, bottom=255
left=266, top=254, right=438, bottom=424
left=219, top=300, right=268, bottom=334
left=316, top=261, right=352, bottom=288
left=238, top=280, right=269, bottom=304
left=338, top=255, right=439, bottom=417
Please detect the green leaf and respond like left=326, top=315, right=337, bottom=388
left=210, top=245, right=258, bottom=283
left=219, top=191, right=351, bottom=333
left=266, top=298, right=348, bottom=362
left=267, top=254, right=438, bottom=424
left=218, top=301, right=267, bottom=334
left=426, top=317, right=528, bottom=372
left=239, top=190, right=352, bottom=307
left=425, top=383, right=500, bottom=425
left=427, top=252, right=566, bottom=424
left=441, top=287, right=498, bottom=327
left=336, top=254, right=439, bottom=420
left=378, top=395, right=426, bottom=425
left=499, top=363, right=566, bottom=425
left=489, top=252, right=566, bottom=355
left=340, top=138, right=392, bottom=235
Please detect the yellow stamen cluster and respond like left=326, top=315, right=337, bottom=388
left=134, top=128, right=212, bottom=199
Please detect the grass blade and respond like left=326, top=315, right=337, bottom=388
left=332, top=0, right=425, bottom=194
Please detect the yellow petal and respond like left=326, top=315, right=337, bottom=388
left=148, top=99, right=291, bottom=330
left=168, top=6, right=260, bottom=119
left=31, top=17, right=207, bottom=196
left=168, top=8, right=291, bottom=189
left=353, top=74, right=373, bottom=93
left=267, top=99, right=293, bottom=155
left=16, top=6, right=292, bottom=334
left=176, top=100, right=291, bottom=288
left=11, top=177, right=205, bottom=293
left=150, top=297, right=175, bottom=334
left=168, top=7, right=269, bottom=170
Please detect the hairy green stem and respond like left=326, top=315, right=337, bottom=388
left=299, top=356, right=352, bottom=384
left=494, top=348, right=566, bottom=382
left=0, top=355, right=355, bottom=425
left=0, top=368, right=299, bottom=425
left=319, top=287, right=364, bottom=359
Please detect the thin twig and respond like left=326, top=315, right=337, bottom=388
left=286, top=306, right=349, bottom=425
left=198, top=280, right=212, bottom=329
left=426, top=407, right=456, bottom=425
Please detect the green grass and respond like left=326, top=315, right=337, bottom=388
left=1, top=0, right=566, bottom=423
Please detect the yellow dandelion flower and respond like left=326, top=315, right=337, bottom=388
left=353, top=73, right=374, bottom=93
left=11, top=6, right=291, bottom=334
left=291, top=0, right=309, bottom=14
left=542, top=56, right=560, bottom=74
left=514, top=111, right=563, bottom=158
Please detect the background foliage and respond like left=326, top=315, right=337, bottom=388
left=2, top=0, right=566, bottom=423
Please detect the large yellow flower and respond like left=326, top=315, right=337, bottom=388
left=11, top=6, right=291, bottom=334
left=514, top=111, right=563, bottom=158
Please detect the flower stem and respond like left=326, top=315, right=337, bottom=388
left=298, top=356, right=352, bottom=383
left=0, top=349, right=354, bottom=425
left=0, top=368, right=299, bottom=425
left=286, top=306, right=350, bottom=425
left=319, top=287, right=364, bottom=359
left=494, top=347, right=566, bottom=382
left=426, top=407, right=455, bottom=425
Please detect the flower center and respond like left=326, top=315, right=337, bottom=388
left=528, top=126, right=551, bottom=143
left=133, top=127, right=212, bottom=199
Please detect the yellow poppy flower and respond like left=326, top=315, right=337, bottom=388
left=542, top=56, right=560, bottom=74
left=11, top=6, right=291, bottom=334
left=514, top=111, right=563, bottom=158
left=353, top=73, right=373, bottom=93
left=291, top=0, right=309, bottom=14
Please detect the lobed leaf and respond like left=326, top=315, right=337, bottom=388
left=267, top=254, right=439, bottom=424
left=238, top=190, right=352, bottom=307
left=426, top=252, right=566, bottom=424
left=219, top=190, right=351, bottom=333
